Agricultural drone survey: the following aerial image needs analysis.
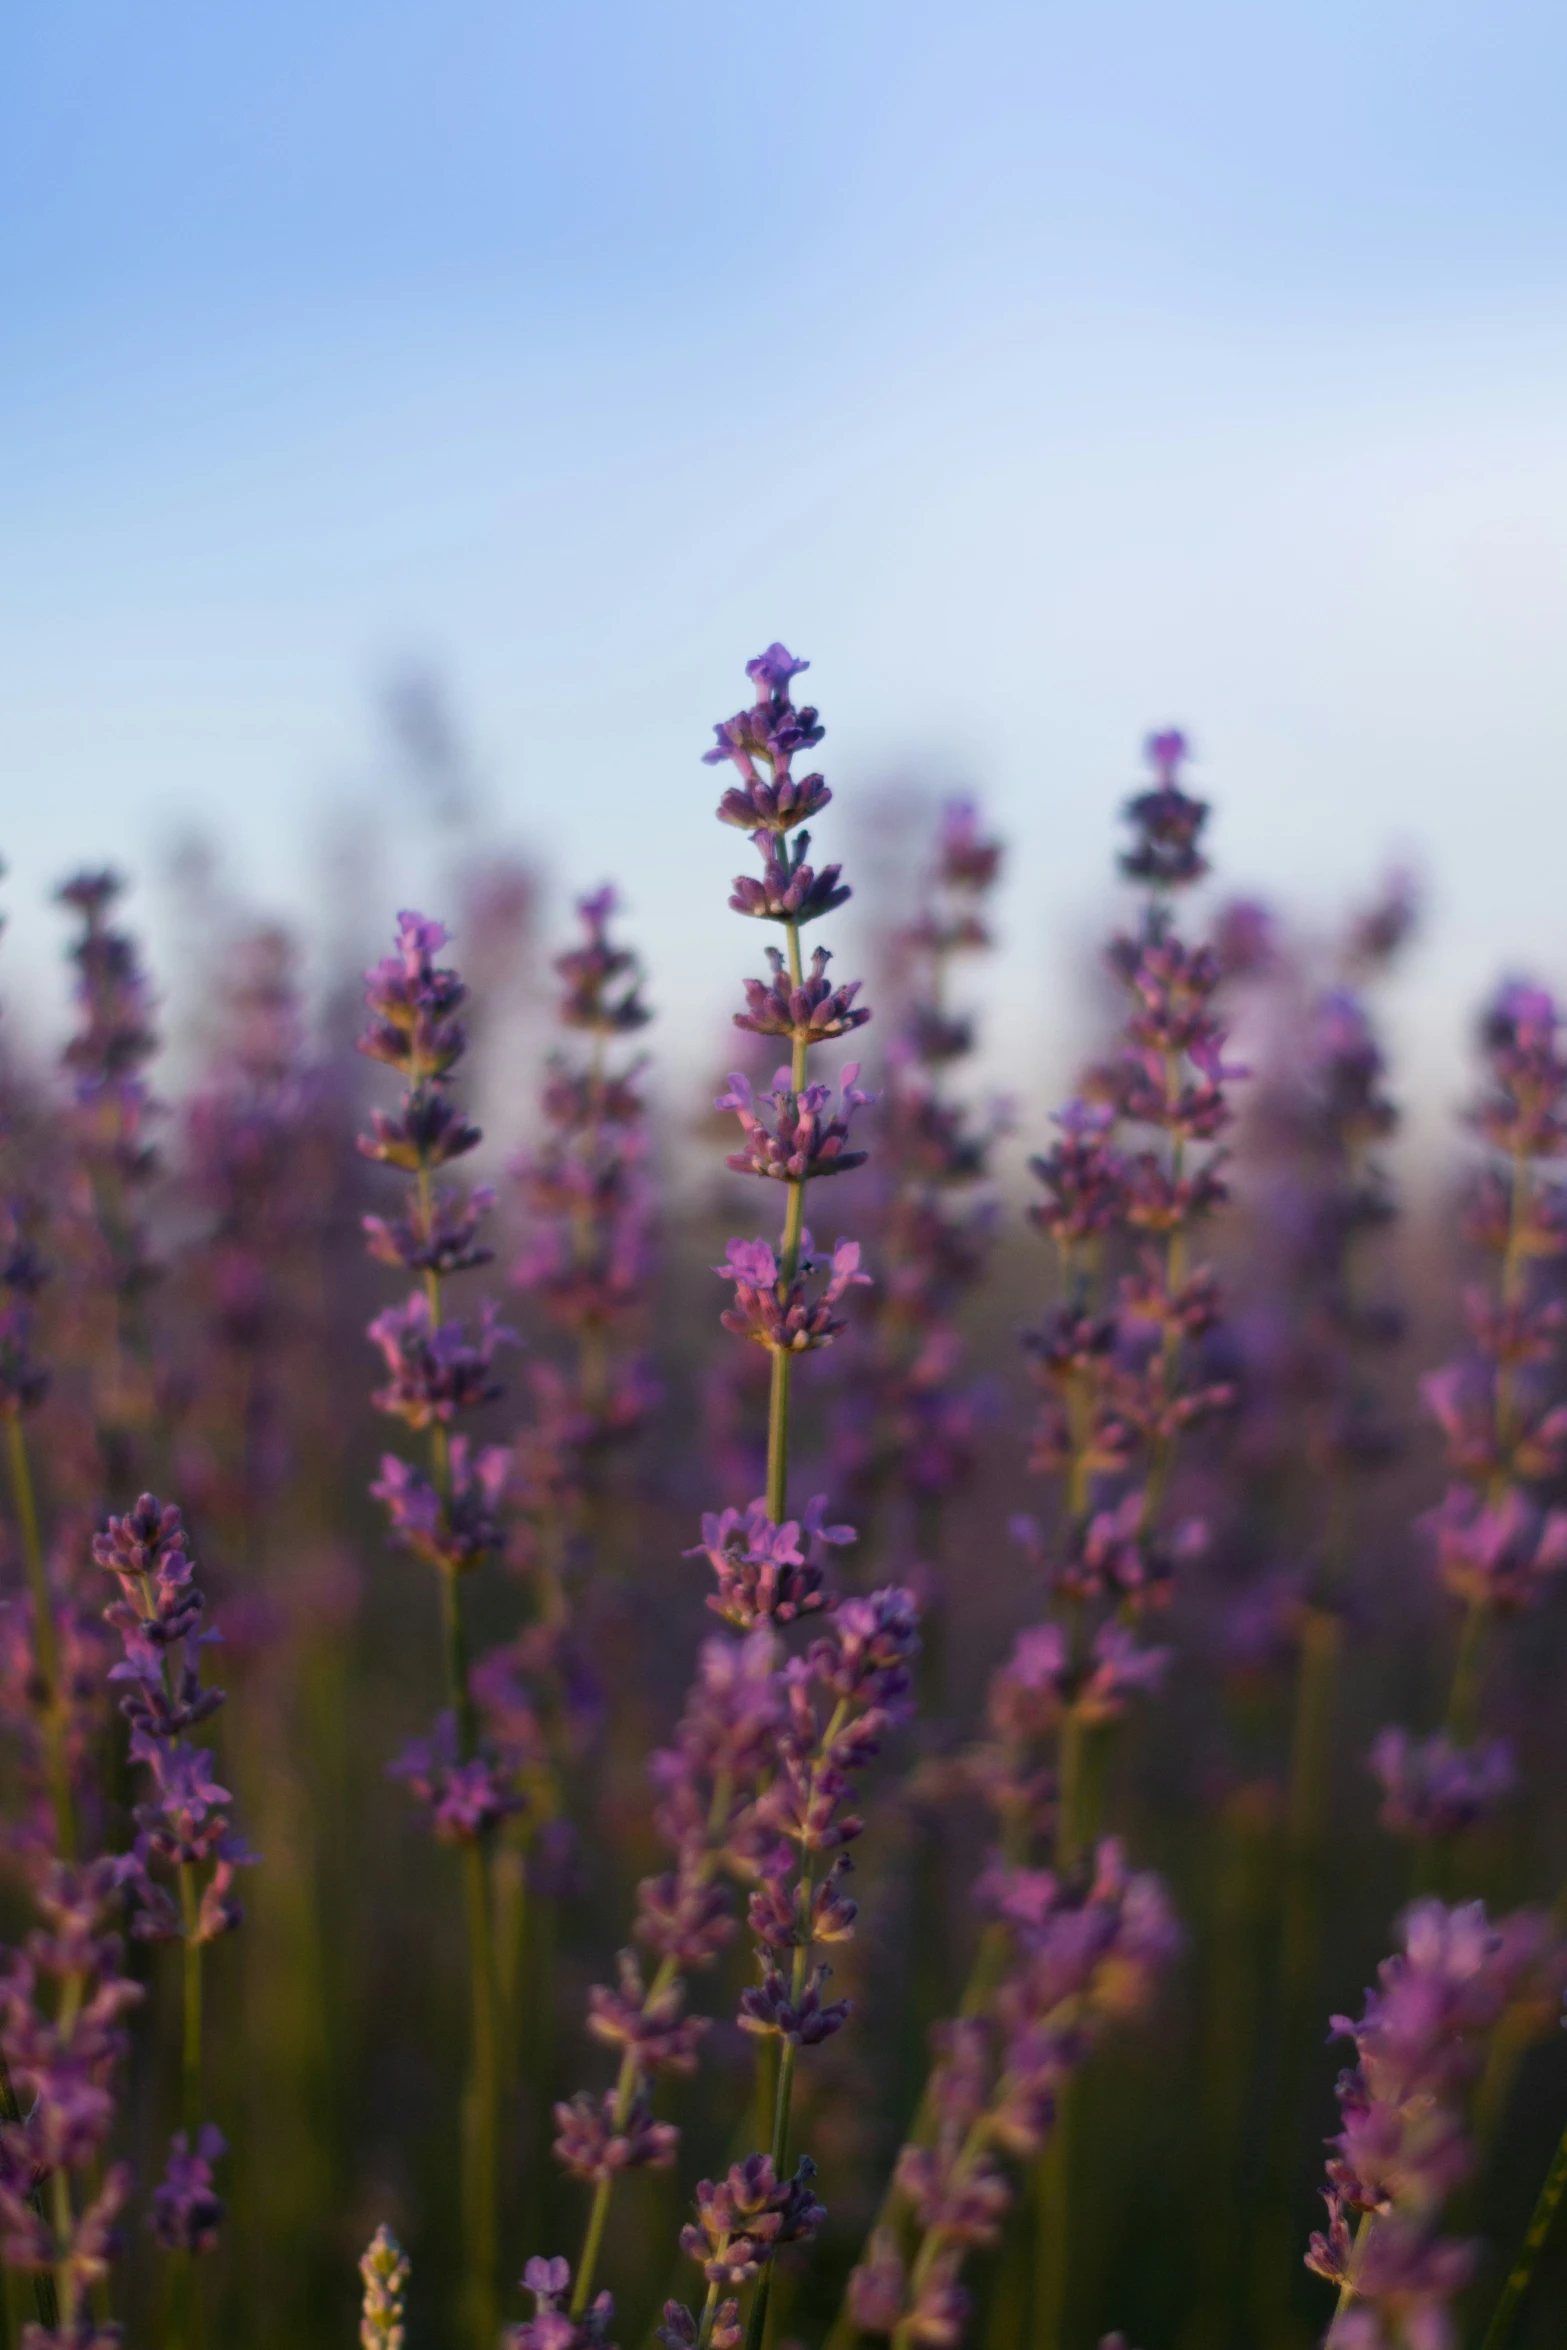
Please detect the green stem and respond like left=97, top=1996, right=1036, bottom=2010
left=766, top=1347, right=794, bottom=1528
left=0, top=2054, right=58, bottom=2332
left=1444, top=1597, right=1489, bottom=1745
left=764, top=914, right=810, bottom=1530
left=49, top=2168, right=75, bottom=2338
left=179, top=1866, right=203, bottom=2133
left=571, top=1956, right=680, bottom=2316
left=463, top=1839, right=500, bottom=2350
left=5, top=1417, right=74, bottom=1859
left=1032, top=2081, right=1072, bottom=2350
left=1055, top=1706, right=1085, bottom=1872
left=1477, top=2114, right=1567, bottom=2350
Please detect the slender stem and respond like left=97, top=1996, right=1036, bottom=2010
left=1055, top=1707, right=1085, bottom=1872
left=765, top=1349, right=793, bottom=1528
left=179, top=1865, right=203, bottom=2133
left=5, top=1417, right=74, bottom=1859
left=571, top=1955, right=681, bottom=2316
left=1477, top=2114, right=1567, bottom=2350
left=463, top=1839, right=500, bottom=2350
left=49, top=2167, right=76, bottom=2338
left=693, top=2280, right=724, bottom=2350
left=1444, top=1597, right=1489, bottom=1745
left=0, top=2054, right=58, bottom=2332
left=420, top=1198, right=500, bottom=2350
left=1032, top=2081, right=1072, bottom=2350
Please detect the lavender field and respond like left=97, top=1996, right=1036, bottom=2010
left=0, top=642, right=1564, bottom=2350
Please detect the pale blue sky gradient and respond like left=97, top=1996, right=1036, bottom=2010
left=3, top=1, right=1566, bottom=1123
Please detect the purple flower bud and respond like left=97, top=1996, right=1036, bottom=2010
left=151, top=2124, right=226, bottom=2254
left=1370, top=1728, right=1518, bottom=1841
left=734, top=946, right=870, bottom=1044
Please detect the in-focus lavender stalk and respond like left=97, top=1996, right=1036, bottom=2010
left=535, top=650, right=909, bottom=2350
left=707, top=644, right=872, bottom=1525
left=94, top=1494, right=250, bottom=2344
left=1372, top=983, right=1567, bottom=1860
left=358, top=912, right=516, bottom=2350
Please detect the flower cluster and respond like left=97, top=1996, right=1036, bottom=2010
left=550, top=1630, right=781, bottom=2193
left=1374, top=981, right=1567, bottom=1843
left=737, top=1586, right=920, bottom=2054
left=510, top=2255, right=617, bottom=2350
left=1016, top=733, right=1242, bottom=1866
left=850, top=1842, right=1179, bottom=2345
left=178, top=925, right=338, bottom=1537
left=54, top=871, right=162, bottom=1502
left=94, top=1496, right=249, bottom=1944
left=831, top=797, right=1007, bottom=1542
left=708, top=644, right=883, bottom=1516
left=94, top=1494, right=249, bottom=2259
left=659, top=2154, right=825, bottom=2348
left=359, top=911, right=526, bottom=1834
left=0, top=1859, right=140, bottom=2342
left=511, top=886, right=658, bottom=1601
left=1305, top=1900, right=1564, bottom=2350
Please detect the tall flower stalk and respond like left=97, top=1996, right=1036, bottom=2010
left=834, top=798, right=1005, bottom=1585
left=54, top=873, right=162, bottom=1507
left=359, top=912, right=517, bottom=2350
left=511, top=883, right=657, bottom=1618
left=1372, top=982, right=1567, bottom=1864
left=1303, top=1899, right=1560, bottom=2350
left=94, top=1493, right=251, bottom=2347
left=535, top=648, right=913, bottom=2350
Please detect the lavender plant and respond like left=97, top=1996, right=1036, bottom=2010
left=94, top=1494, right=250, bottom=2339
left=1372, top=982, right=1567, bottom=1859
left=359, top=912, right=518, bottom=2350
left=526, top=647, right=917, bottom=2350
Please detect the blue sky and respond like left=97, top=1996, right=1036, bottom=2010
left=3, top=1, right=1566, bottom=1122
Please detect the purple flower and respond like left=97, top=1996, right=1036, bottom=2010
left=717, top=1232, right=870, bottom=1355
left=727, top=832, right=851, bottom=929
left=367, top=1293, right=516, bottom=1427
left=688, top=1494, right=853, bottom=1629
left=678, top=2152, right=825, bottom=2283
left=586, top=1951, right=706, bottom=2074
left=717, top=1067, right=877, bottom=1183
left=1420, top=1484, right=1567, bottom=1612
left=371, top=1438, right=512, bottom=1573
left=388, top=1712, right=524, bottom=1842
left=510, top=2254, right=618, bottom=2350
left=1120, top=730, right=1209, bottom=891
left=551, top=2086, right=678, bottom=2184
left=734, top=943, right=871, bottom=1051
left=364, top=1183, right=497, bottom=1275
left=1370, top=1729, right=1518, bottom=1841
left=357, top=911, right=469, bottom=1080
left=704, top=647, right=830, bottom=835
left=151, top=2124, right=226, bottom=2254
left=555, top=887, right=652, bottom=1035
